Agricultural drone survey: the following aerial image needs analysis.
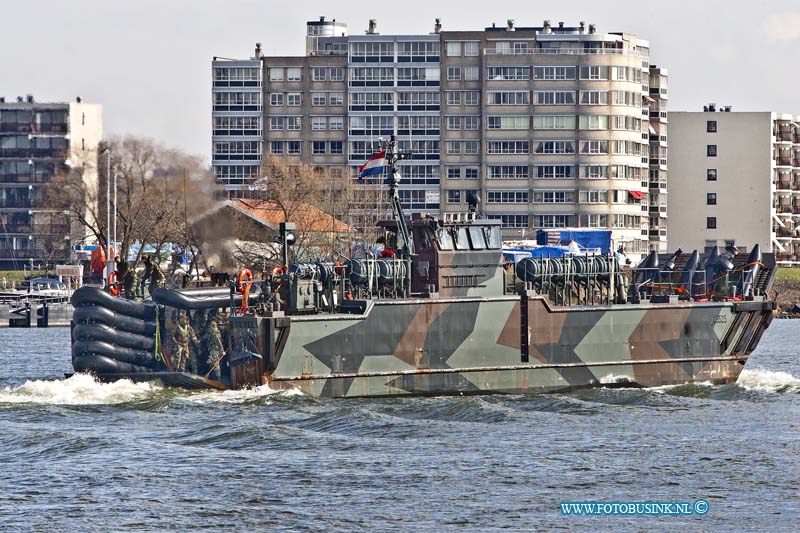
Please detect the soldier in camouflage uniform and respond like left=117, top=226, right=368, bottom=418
left=203, top=320, right=225, bottom=380
left=173, top=312, right=198, bottom=373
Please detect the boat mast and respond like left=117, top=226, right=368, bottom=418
left=383, top=134, right=415, bottom=257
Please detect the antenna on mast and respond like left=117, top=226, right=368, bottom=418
left=381, top=135, right=415, bottom=257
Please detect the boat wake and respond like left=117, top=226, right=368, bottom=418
left=737, top=368, right=800, bottom=394
left=185, top=384, right=305, bottom=405
left=0, top=373, right=159, bottom=405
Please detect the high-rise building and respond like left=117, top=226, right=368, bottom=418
left=669, top=108, right=799, bottom=265
left=0, top=96, right=102, bottom=270
left=212, top=17, right=666, bottom=258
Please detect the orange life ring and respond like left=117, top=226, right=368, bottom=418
left=237, top=268, right=253, bottom=313
left=271, top=266, right=283, bottom=276
left=108, top=271, right=120, bottom=296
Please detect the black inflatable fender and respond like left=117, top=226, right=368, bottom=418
left=71, top=286, right=156, bottom=320
left=72, top=322, right=155, bottom=352
left=72, top=354, right=154, bottom=375
left=72, top=339, right=156, bottom=368
left=151, top=284, right=262, bottom=310
left=72, top=306, right=157, bottom=337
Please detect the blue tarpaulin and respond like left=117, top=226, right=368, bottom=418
left=536, top=230, right=612, bottom=254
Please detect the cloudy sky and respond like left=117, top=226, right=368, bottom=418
left=2, top=0, right=798, bottom=161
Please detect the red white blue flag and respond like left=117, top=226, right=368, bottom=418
left=357, top=151, right=386, bottom=180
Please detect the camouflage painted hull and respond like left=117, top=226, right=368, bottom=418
left=261, top=293, right=775, bottom=398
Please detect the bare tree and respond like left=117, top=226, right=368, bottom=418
left=45, top=135, right=218, bottom=272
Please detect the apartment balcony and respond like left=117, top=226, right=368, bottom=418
left=483, top=47, right=644, bottom=57
left=777, top=180, right=793, bottom=191
left=777, top=131, right=795, bottom=143
left=776, top=157, right=794, bottom=167
left=777, top=228, right=795, bottom=238
left=0, top=174, right=51, bottom=184
left=776, top=253, right=798, bottom=263
left=779, top=205, right=794, bottom=214
left=0, top=123, right=68, bottom=134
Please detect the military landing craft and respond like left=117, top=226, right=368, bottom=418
left=70, top=137, right=777, bottom=397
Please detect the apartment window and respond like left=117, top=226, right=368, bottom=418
left=536, top=165, right=575, bottom=179
left=579, top=115, right=609, bottom=130
left=534, top=214, right=574, bottom=228
left=536, top=91, right=576, bottom=105
left=465, top=167, right=479, bottom=179
left=464, top=66, right=479, bottom=81
left=286, top=116, right=302, bottom=130
left=312, top=93, right=326, bottom=106
left=269, top=116, right=285, bottom=130
left=447, top=190, right=462, bottom=203
left=487, top=141, right=529, bottom=154
left=464, top=141, right=479, bottom=154
left=579, top=190, right=609, bottom=203
left=579, top=66, right=609, bottom=80
left=464, top=116, right=479, bottom=130
left=447, top=116, right=462, bottom=130
left=329, top=117, right=343, bottom=130
left=286, top=67, right=302, bottom=82
left=447, top=92, right=461, bottom=106
left=489, top=115, right=530, bottom=130
left=312, top=67, right=326, bottom=81
left=311, top=117, right=326, bottom=131
left=464, top=91, right=480, bottom=106
left=488, top=214, right=528, bottom=229
left=488, top=66, right=530, bottom=81
left=490, top=166, right=529, bottom=179
left=464, top=42, right=479, bottom=56
left=287, top=93, right=302, bottom=106
left=578, top=140, right=607, bottom=154
left=330, top=141, right=343, bottom=154
left=579, top=165, right=608, bottom=179
left=533, top=115, right=575, bottom=130
left=287, top=141, right=301, bottom=155
left=447, top=41, right=462, bottom=56
left=312, top=141, right=326, bottom=155
left=579, top=91, right=608, bottom=105
left=330, top=67, right=345, bottom=81
left=533, top=191, right=575, bottom=204
left=707, top=168, right=717, bottom=181
left=269, top=68, right=284, bottom=81
left=448, top=167, right=461, bottom=179
left=707, top=144, right=717, bottom=156
left=579, top=214, right=608, bottom=228
left=447, top=67, right=461, bottom=81
left=270, top=141, right=284, bottom=154
left=488, top=191, right=529, bottom=204
left=707, top=193, right=717, bottom=205
left=488, top=91, right=529, bottom=105
left=706, top=217, right=717, bottom=229
left=533, top=66, right=576, bottom=80
left=329, top=93, right=343, bottom=106
left=270, top=93, right=284, bottom=106
left=447, top=141, right=461, bottom=154
left=535, top=140, right=576, bottom=154
left=707, top=120, right=717, bottom=133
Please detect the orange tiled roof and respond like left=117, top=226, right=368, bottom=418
left=231, top=199, right=350, bottom=233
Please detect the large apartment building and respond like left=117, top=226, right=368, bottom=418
left=0, top=96, right=103, bottom=270
left=212, top=17, right=668, bottom=257
left=669, top=108, right=799, bottom=266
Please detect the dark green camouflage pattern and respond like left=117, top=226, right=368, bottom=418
left=261, top=293, right=774, bottom=398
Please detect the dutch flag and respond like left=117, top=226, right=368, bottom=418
left=357, top=151, right=386, bottom=180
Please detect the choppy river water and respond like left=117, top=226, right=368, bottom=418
left=0, top=321, right=798, bottom=531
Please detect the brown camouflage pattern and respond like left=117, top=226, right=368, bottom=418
left=261, top=292, right=775, bottom=398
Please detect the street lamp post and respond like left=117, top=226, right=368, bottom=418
left=101, top=146, right=113, bottom=286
